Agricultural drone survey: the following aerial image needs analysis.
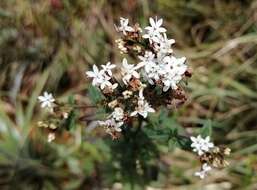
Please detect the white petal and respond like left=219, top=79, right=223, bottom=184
left=147, top=107, right=155, bottom=113
left=38, top=96, right=45, bottom=101
left=163, top=85, right=170, bottom=92
left=158, top=27, right=167, bottom=33
left=132, top=71, right=140, bottom=78
left=149, top=17, right=155, bottom=27
left=156, top=18, right=163, bottom=27
left=140, top=111, right=148, bottom=118
left=93, top=65, right=98, bottom=73
left=190, top=136, right=197, bottom=142
left=145, top=26, right=153, bottom=31
left=130, top=111, right=138, bottom=117
left=126, top=26, right=134, bottom=32
left=86, top=71, right=95, bottom=77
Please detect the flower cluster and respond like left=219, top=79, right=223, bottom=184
left=37, top=91, right=71, bottom=142
left=116, top=17, right=188, bottom=91
left=86, top=17, right=190, bottom=138
left=190, top=135, right=231, bottom=179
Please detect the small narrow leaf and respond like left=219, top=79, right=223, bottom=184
left=65, top=110, right=77, bottom=130
left=200, top=119, right=212, bottom=137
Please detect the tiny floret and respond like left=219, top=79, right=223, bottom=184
left=194, top=163, right=212, bottom=179
left=118, top=17, right=134, bottom=35
left=143, top=17, right=167, bottom=43
left=101, top=62, right=116, bottom=76
left=131, top=89, right=155, bottom=118
left=38, top=92, right=55, bottom=109
left=86, top=64, right=115, bottom=90
left=190, top=135, right=214, bottom=155
left=121, top=58, right=144, bottom=85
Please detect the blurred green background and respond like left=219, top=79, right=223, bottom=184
left=0, top=0, right=257, bottom=189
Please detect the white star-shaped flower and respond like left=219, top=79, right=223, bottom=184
left=38, top=92, right=55, bottom=108
left=138, top=51, right=155, bottom=65
left=118, top=17, right=134, bottom=35
left=194, top=163, right=212, bottom=179
left=121, top=58, right=144, bottom=85
left=155, top=33, right=175, bottom=56
left=99, top=77, right=113, bottom=90
left=86, top=65, right=113, bottom=90
left=143, top=17, right=167, bottom=43
left=161, top=56, right=187, bottom=91
left=130, top=89, right=155, bottom=118
left=131, top=101, right=155, bottom=118
left=146, top=17, right=167, bottom=34
left=201, top=136, right=214, bottom=152
left=194, top=170, right=206, bottom=179
left=101, top=62, right=116, bottom=76
left=190, top=135, right=214, bottom=156
left=86, top=65, right=106, bottom=85
left=98, top=118, right=123, bottom=132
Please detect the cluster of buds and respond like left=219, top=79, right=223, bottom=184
left=86, top=17, right=190, bottom=139
left=191, top=135, right=231, bottom=179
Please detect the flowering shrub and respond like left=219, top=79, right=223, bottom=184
left=37, top=17, right=230, bottom=183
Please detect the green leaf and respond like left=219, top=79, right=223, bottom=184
left=200, top=119, right=212, bottom=137
left=65, top=110, right=77, bottom=131
left=168, top=138, right=178, bottom=151
left=68, top=95, right=75, bottom=105
left=177, top=136, right=191, bottom=150
left=88, top=85, right=103, bottom=104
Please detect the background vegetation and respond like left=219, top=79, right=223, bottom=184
left=0, top=0, right=257, bottom=189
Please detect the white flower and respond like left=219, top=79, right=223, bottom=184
left=201, top=136, right=214, bottom=152
left=155, top=33, right=175, bottom=56
left=38, top=92, right=55, bottom=108
left=112, top=107, right=124, bottom=121
left=121, top=58, right=144, bottom=85
left=190, top=135, right=214, bottom=156
left=47, top=133, right=55, bottom=143
left=194, top=170, right=206, bottom=179
left=101, top=62, right=116, bottom=76
left=143, top=17, right=167, bottom=43
left=139, top=51, right=160, bottom=83
left=118, top=17, right=134, bottom=35
left=99, top=107, right=125, bottom=133
left=99, top=77, right=113, bottom=90
left=161, top=56, right=187, bottom=91
left=86, top=65, right=106, bottom=85
left=194, top=163, right=212, bottom=179
left=143, top=31, right=161, bottom=44
left=86, top=65, right=113, bottom=90
left=131, top=89, right=155, bottom=118
left=113, top=122, right=123, bottom=132
left=131, top=101, right=155, bottom=118
left=139, top=52, right=186, bottom=91
left=98, top=119, right=123, bottom=132
left=146, top=17, right=167, bottom=34
left=202, top=163, right=212, bottom=172
left=138, top=51, right=155, bottom=65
